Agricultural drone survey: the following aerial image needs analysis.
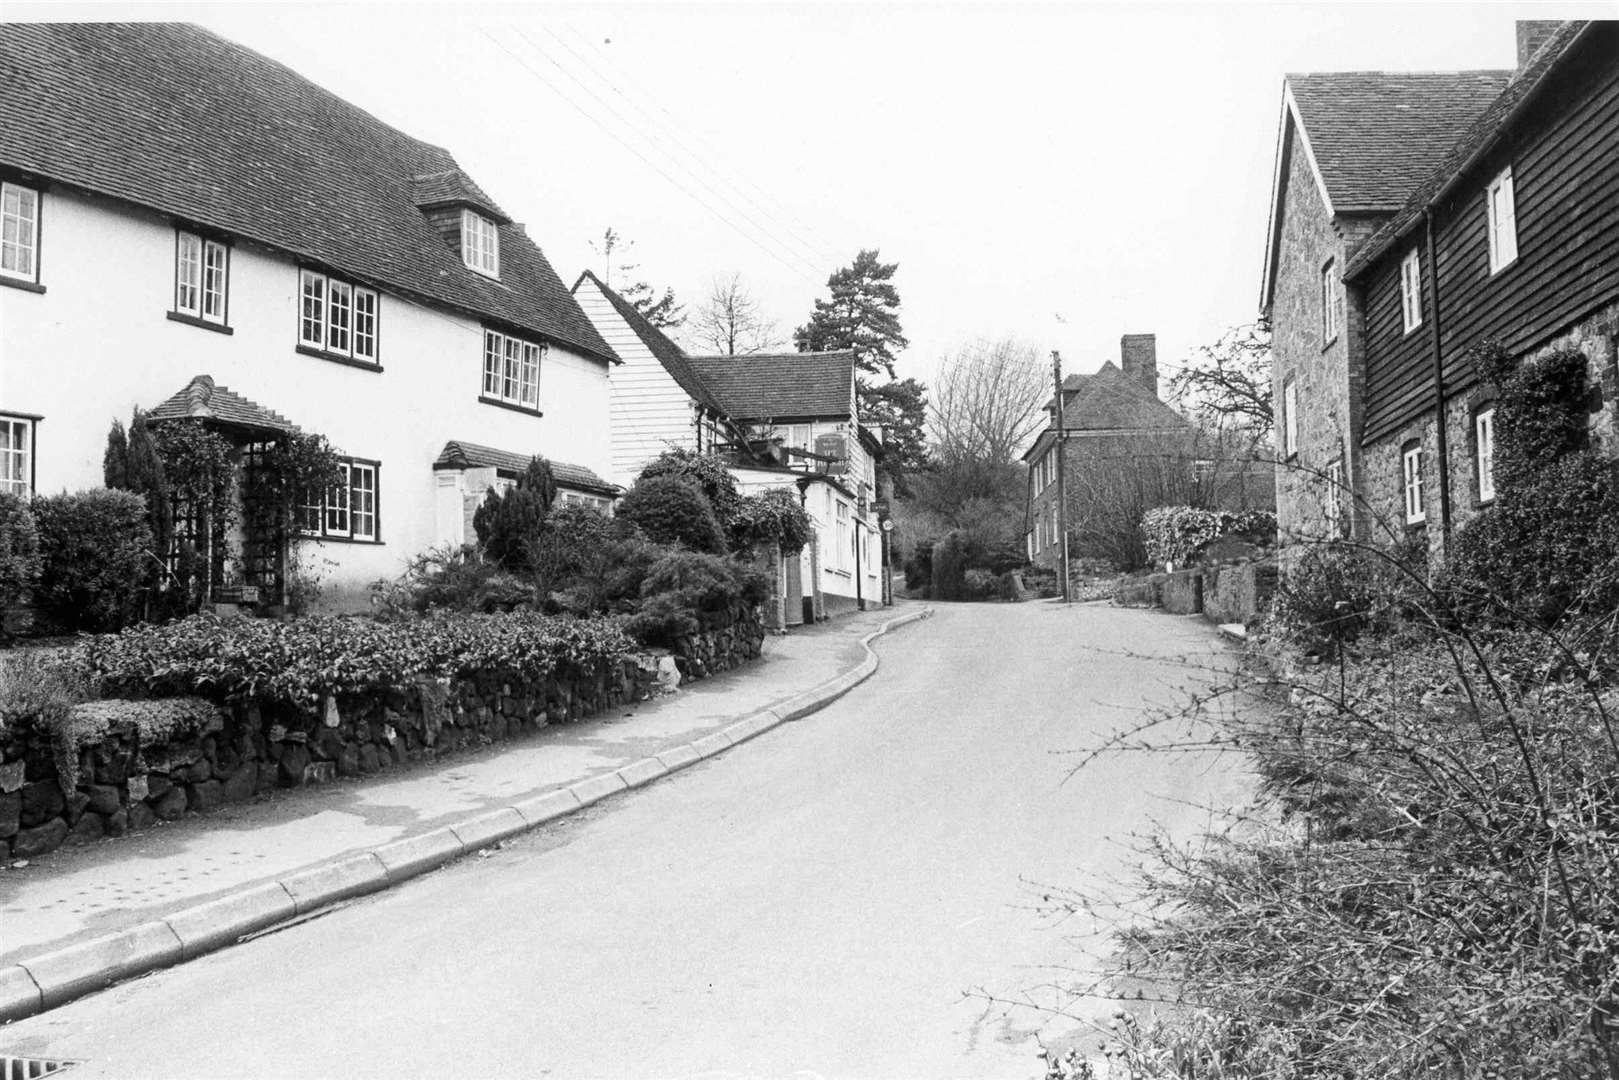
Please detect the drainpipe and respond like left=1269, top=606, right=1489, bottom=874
left=1424, top=209, right=1453, bottom=548
left=853, top=514, right=864, bottom=611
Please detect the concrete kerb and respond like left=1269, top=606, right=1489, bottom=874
left=0, top=604, right=934, bottom=1026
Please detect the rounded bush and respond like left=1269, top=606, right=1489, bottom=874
left=637, top=449, right=741, bottom=526
left=615, top=475, right=728, bottom=554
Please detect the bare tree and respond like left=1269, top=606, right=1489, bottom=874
left=590, top=226, right=684, bottom=329
left=928, top=337, right=1049, bottom=466
left=691, top=272, right=782, bottom=355
left=1168, top=321, right=1274, bottom=452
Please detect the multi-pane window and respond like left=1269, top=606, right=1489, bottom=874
left=481, top=329, right=543, bottom=409
left=1487, top=166, right=1518, bottom=273
left=174, top=231, right=229, bottom=324
left=1400, top=248, right=1423, bottom=333
left=1476, top=408, right=1497, bottom=503
left=299, top=269, right=379, bottom=364
left=1, top=182, right=40, bottom=283
left=1282, top=377, right=1299, bottom=458
left=461, top=210, right=500, bottom=278
left=298, top=458, right=380, bottom=541
left=0, top=416, right=33, bottom=496
left=1320, top=259, right=1339, bottom=342
left=1402, top=443, right=1425, bottom=525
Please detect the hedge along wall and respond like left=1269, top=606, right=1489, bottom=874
left=1, top=604, right=765, bottom=860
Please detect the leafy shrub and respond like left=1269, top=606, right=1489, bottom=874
left=1446, top=344, right=1619, bottom=625
left=1142, top=506, right=1277, bottom=567
left=1272, top=540, right=1422, bottom=652
left=903, top=539, right=933, bottom=593
left=0, top=647, right=90, bottom=737
left=730, top=488, right=813, bottom=555
left=371, top=546, right=531, bottom=615
left=0, top=492, right=42, bottom=633
left=962, top=568, right=1001, bottom=601
left=83, top=610, right=635, bottom=709
left=637, top=449, right=741, bottom=526
left=615, top=474, right=727, bottom=554
left=34, top=488, right=154, bottom=632
left=623, top=551, right=767, bottom=646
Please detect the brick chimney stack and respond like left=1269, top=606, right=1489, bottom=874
left=1120, top=334, right=1158, bottom=398
left=1516, top=21, right=1561, bottom=69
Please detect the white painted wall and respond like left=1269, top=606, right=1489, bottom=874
left=572, top=275, right=696, bottom=487
left=0, top=186, right=611, bottom=607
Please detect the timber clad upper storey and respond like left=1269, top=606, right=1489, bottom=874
left=0, top=23, right=619, bottom=608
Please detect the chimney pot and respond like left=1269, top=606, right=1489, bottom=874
left=1120, top=334, right=1158, bottom=398
left=1516, top=21, right=1561, bottom=70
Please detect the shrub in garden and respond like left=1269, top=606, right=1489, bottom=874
left=623, top=550, right=767, bottom=646
left=0, top=492, right=42, bottom=634
left=473, top=457, right=558, bottom=571
left=1142, top=505, right=1277, bottom=568
left=371, top=546, right=530, bottom=615
left=637, top=448, right=742, bottom=527
left=729, top=488, right=812, bottom=555
left=34, top=489, right=154, bottom=632
left=614, top=474, right=727, bottom=554
left=1271, top=539, right=1422, bottom=652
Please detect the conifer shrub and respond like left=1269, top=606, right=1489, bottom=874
left=473, top=457, right=558, bottom=571
left=33, top=489, right=154, bottom=632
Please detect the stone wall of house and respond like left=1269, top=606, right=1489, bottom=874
left=0, top=609, right=765, bottom=861
left=1360, top=412, right=1439, bottom=559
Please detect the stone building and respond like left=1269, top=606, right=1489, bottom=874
left=1260, top=19, right=1618, bottom=558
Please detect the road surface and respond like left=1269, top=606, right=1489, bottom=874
left=1, top=601, right=1247, bottom=1079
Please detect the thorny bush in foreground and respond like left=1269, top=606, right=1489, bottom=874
left=1034, top=537, right=1619, bottom=1079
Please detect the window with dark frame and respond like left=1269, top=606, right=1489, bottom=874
left=0, top=414, right=35, bottom=496
left=1, top=181, right=40, bottom=285
left=299, top=269, right=379, bottom=365
left=297, top=458, right=379, bottom=542
left=481, top=328, right=543, bottom=410
left=173, top=230, right=230, bottom=327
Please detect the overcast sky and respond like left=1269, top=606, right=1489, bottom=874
left=17, top=1, right=1615, bottom=388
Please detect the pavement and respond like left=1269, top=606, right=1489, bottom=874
left=0, top=602, right=931, bottom=1025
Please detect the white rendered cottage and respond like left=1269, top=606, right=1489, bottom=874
left=0, top=23, right=619, bottom=610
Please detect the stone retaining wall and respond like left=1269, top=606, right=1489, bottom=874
left=1, top=609, right=764, bottom=861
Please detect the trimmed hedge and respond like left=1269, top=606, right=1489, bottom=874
left=0, top=492, right=41, bottom=631
left=1142, top=506, right=1276, bottom=568
left=34, top=488, right=154, bottom=632
left=82, top=610, right=637, bottom=709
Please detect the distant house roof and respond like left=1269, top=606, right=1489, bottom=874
left=432, top=440, right=619, bottom=496
left=1022, top=362, right=1187, bottom=462
left=1259, top=66, right=1510, bottom=310
left=0, top=23, right=615, bottom=366
left=1345, top=20, right=1595, bottom=278
left=684, top=352, right=856, bottom=422
left=148, top=375, right=299, bottom=434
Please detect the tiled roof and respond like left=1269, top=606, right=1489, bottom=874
left=1289, top=69, right=1512, bottom=211
left=148, top=375, right=299, bottom=433
left=409, top=169, right=509, bottom=223
left=1059, top=362, right=1187, bottom=433
left=0, top=23, right=615, bottom=366
left=573, top=271, right=712, bottom=400
left=684, top=352, right=856, bottom=422
left=1346, top=20, right=1592, bottom=277
left=433, top=440, right=619, bottom=495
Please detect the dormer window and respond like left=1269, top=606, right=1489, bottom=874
left=462, top=210, right=499, bottom=278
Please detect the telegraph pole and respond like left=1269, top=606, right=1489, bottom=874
left=1052, top=350, right=1071, bottom=603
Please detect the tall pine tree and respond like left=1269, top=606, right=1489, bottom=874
left=795, top=250, right=927, bottom=489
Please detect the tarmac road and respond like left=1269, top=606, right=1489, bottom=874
left=1, top=601, right=1248, bottom=1080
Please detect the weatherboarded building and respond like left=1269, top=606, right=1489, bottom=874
left=0, top=23, right=618, bottom=608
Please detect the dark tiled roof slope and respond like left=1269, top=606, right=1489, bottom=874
left=573, top=271, right=716, bottom=405
left=1060, top=363, right=1187, bottom=432
left=433, top=440, right=619, bottom=495
left=1346, top=21, right=1592, bottom=277
left=684, top=352, right=855, bottom=422
left=0, top=23, right=614, bottom=365
left=1290, top=69, right=1512, bottom=210
left=148, top=375, right=299, bottom=433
